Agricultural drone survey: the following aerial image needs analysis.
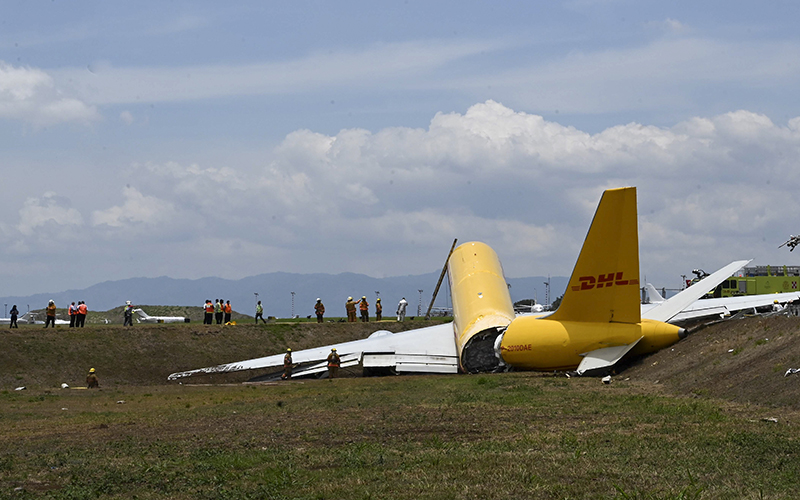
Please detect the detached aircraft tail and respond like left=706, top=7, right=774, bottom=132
left=547, top=187, right=641, bottom=324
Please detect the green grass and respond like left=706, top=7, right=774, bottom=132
left=2, top=374, right=799, bottom=499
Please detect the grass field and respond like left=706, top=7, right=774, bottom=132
left=3, top=319, right=800, bottom=498
left=3, top=372, right=799, bottom=499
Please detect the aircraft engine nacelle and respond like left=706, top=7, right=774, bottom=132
left=499, top=316, right=685, bottom=372
left=448, top=241, right=516, bottom=373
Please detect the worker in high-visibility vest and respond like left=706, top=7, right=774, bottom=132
left=214, top=299, right=223, bottom=324
left=345, top=297, right=357, bottom=323
left=76, top=301, right=88, bottom=327
left=375, top=298, right=382, bottom=321
left=358, top=296, right=369, bottom=322
left=314, top=299, right=325, bottom=323
left=45, top=300, right=57, bottom=328
left=255, top=301, right=266, bottom=324
left=204, top=300, right=214, bottom=325
left=68, top=302, right=77, bottom=328
left=223, top=300, right=232, bottom=324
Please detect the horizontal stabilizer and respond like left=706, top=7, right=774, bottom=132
left=643, top=260, right=750, bottom=323
left=576, top=337, right=643, bottom=375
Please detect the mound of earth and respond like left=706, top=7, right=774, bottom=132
left=624, top=315, right=800, bottom=409
left=1, top=320, right=441, bottom=389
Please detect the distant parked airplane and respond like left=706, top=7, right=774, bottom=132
left=133, top=308, right=189, bottom=324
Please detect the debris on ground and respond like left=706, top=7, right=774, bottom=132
left=602, top=376, right=612, bottom=384
left=785, top=368, right=800, bottom=377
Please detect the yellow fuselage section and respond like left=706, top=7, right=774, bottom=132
left=500, top=316, right=683, bottom=371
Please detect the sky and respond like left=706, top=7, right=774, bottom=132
left=2, top=0, right=800, bottom=298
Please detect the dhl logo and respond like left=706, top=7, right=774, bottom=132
left=571, top=272, right=639, bottom=292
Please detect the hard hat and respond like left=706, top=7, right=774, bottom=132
left=287, top=348, right=292, bottom=352
left=362, top=296, right=366, bottom=299
left=316, top=298, right=321, bottom=301
left=774, top=300, right=779, bottom=303
left=126, top=301, right=131, bottom=305
left=49, top=299, right=54, bottom=304
left=89, top=368, right=95, bottom=373
left=377, top=298, right=381, bottom=301
left=348, top=297, right=352, bottom=301
left=331, top=348, right=337, bottom=351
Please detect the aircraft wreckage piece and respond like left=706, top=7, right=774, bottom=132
left=169, top=187, right=761, bottom=382
left=448, top=241, right=516, bottom=373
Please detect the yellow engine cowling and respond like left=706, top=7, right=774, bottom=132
left=448, top=242, right=516, bottom=372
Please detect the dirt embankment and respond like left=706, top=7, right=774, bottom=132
left=1, top=320, right=441, bottom=389
left=625, top=315, right=800, bottom=409
left=7, top=315, right=800, bottom=409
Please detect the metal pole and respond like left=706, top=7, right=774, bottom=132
left=425, top=238, right=458, bottom=319
left=291, top=291, right=295, bottom=319
left=417, top=290, right=423, bottom=317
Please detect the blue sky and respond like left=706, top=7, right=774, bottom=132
left=1, top=1, right=800, bottom=299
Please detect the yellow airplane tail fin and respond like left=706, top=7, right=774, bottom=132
left=547, top=187, right=641, bottom=324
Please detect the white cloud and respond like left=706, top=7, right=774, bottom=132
left=5, top=101, right=800, bottom=293
left=91, top=186, right=176, bottom=228
left=120, top=110, right=134, bottom=124
left=17, top=192, right=83, bottom=236
left=0, top=62, right=100, bottom=126
left=51, top=39, right=509, bottom=105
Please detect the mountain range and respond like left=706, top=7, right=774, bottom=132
left=0, top=272, right=568, bottom=318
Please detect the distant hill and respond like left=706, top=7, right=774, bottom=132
left=0, top=272, right=568, bottom=318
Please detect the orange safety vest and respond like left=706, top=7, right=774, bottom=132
left=205, top=303, right=214, bottom=313
left=359, top=300, right=369, bottom=311
left=224, top=303, right=232, bottom=314
left=78, top=304, right=87, bottom=315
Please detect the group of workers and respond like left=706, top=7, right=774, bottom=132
left=32, top=299, right=90, bottom=327
left=204, top=299, right=233, bottom=325
left=67, top=301, right=89, bottom=327
left=339, top=296, right=407, bottom=322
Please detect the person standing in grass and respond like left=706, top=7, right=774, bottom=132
left=44, top=300, right=57, bottom=328
left=314, top=298, right=325, bottom=323
left=255, top=301, right=266, bottom=324
left=345, top=297, right=357, bottom=322
left=375, top=298, right=382, bottom=321
left=86, top=368, right=99, bottom=389
left=396, top=297, right=408, bottom=322
left=358, top=296, right=369, bottom=322
left=9, top=305, right=18, bottom=328
left=224, top=300, right=232, bottom=324
left=68, top=301, right=77, bottom=328
left=282, top=348, right=293, bottom=380
left=76, top=301, right=88, bottom=327
left=327, top=348, right=340, bottom=379
left=123, top=301, right=134, bottom=326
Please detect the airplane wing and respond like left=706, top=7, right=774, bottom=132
left=168, top=322, right=459, bottom=380
left=642, top=260, right=751, bottom=323
left=674, top=291, right=800, bottom=320
left=576, top=337, right=643, bottom=375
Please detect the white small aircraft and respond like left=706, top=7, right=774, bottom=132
left=0, top=311, right=71, bottom=325
left=133, top=308, right=189, bottom=324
